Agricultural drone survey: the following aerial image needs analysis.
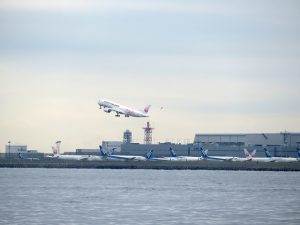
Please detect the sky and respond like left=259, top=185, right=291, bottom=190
left=1, top=0, right=300, bottom=153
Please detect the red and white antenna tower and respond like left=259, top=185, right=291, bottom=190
left=143, top=121, right=154, bottom=144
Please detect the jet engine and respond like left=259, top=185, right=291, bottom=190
left=103, top=108, right=111, bottom=113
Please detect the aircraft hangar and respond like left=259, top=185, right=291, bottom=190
left=120, top=132, right=300, bottom=158
left=194, top=132, right=300, bottom=157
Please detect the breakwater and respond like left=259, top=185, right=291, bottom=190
left=1, top=159, right=300, bottom=171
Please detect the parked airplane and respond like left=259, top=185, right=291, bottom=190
left=158, top=147, right=202, bottom=161
left=99, top=145, right=154, bottom=161
left=98, top=99, right=151, bottom=117
left=199, top=147, right=237, bottom=161
left=47, top=141, right=89, bottom=161
left=263, top=148, right=299, bottom=162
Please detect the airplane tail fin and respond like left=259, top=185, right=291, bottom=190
left=52, top=146, right=58, bottom=155
left=200, top=147, right=208, bottom=158
left=244, top=148, right=256, bottom=159
left=52, top=140, right=61, bottom=155
left=170, top=147, right=177, bottom=157
left=99, top=145, right=108, bottom=157
left=144, top=105, right=151, bottom=113
left=18, top=153, right=24, bottom=159
left=205, top=149, right=208, bottom=155
left=145, top=150, right=154, bottom=159
left=297, top=148, right=300, bottom=159
left=110, top=148, right=117, bottom=155
left=243, top=149, right=249, bottom=156
left=264, top=148, right=272, bottom=158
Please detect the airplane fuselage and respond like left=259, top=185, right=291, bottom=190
left=87, top=155, right=106, bottom=161
left=264, top=157, right=298, bottom=163
left=157, top=156, right=202, bottom=161
left=103, top=154, right=151, bottom=161
left=47, top=154, right=89, bottom=161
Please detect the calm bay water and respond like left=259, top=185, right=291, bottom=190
left=0, top=168, right=299, bottom=225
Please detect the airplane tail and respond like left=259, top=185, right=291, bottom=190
left=200, top=147, right=208, bottom=158
left=297, top=148, right=300, bottom=159
left=18, top=153, right=25, bottom=159
left=170, top=147, right=177, bottom=157
left=145, top=150, right=154, bottom=160
left=52, top=141, right=61, bottom=155
left=52, top=146, right=58, bottom=155
left=99, top=145, right=108, bottom=157
left=264, top=148, right=272, bottom=158
left=110, top=148, right=117, bottom=155
left=196, top=144, right=208, bottom=158
left=144, top=105, right=151, bottom=113
left=244, top=149, right=250, bottom=158
left=244, top=149, right=256, bottom=159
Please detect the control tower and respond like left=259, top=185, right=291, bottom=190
left=123, top=129, right=132, bottom=144
left=143, top=122, right=154, bottom=144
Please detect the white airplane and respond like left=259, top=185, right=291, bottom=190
left=99, top=145, right=154, bottom=161
left=98, top=99, right=151, bottom=117
left=263, top=148, right=300, bottom=163
left=47, top=141, right=89, bottom=161
left=199, top=147, right=238, bottom=161
left=158, top=147, right=202, bottom=161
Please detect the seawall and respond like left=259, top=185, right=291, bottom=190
left=1, top=159, right=300, bottom=171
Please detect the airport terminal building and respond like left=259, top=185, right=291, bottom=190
left=120, top=132, right=300, bottom=158
left=194, top=132, right=300, bottom=157
left=194, top=132, right=300, bottom=147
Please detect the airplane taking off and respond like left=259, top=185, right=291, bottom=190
left=47, top=141, right=89, bottom=161
left=98, top=99, right=151, bottom=117
left=263, top=148, right=300, bottom=162
left=99, top=145, right=154, bottom=161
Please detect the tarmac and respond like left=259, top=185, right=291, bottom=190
left=1, top=159, right=300, bottom=171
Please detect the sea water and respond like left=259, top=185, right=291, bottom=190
left=0, top=168, right=299, bottom=225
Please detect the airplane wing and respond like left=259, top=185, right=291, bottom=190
left=107, top=155, right=136, bottom=161
left=127, top=157, right=138, bottom=161
left=80, top=157, right=90, bottom=161
left=223, top=157, right=234, bottom=161
left=110, top=107, right=127, bottom=115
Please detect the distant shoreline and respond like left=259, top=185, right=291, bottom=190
left=1, top=159, right=300, bottom=171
